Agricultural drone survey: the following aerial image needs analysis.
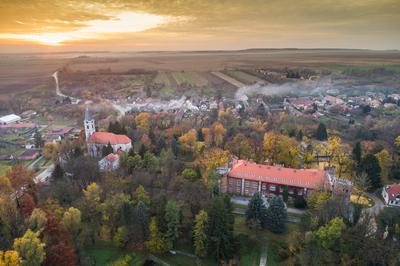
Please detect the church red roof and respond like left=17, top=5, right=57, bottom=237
left=228, top=160, right=326, bottom=189
left=88, top=132, right=131, bottom=145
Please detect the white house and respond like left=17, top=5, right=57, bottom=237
left=99, top=153, right=120, bottom=171
left=382, top=184, right=400, bottom=207
left=0, top=114, right=21, bottom=125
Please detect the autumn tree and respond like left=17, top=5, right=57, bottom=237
left=0, top=250, right=21, bottom=266
left=28, top=208, right=47, bottom=231
left=13, top=229, right=45, bottom=266
left=178, top=129, right=197, bottom=153
left=43, top=143, right=60, bottom=162
left=5, top=165, right=35, bottom=207
left=133, top=185, right=150, bottom=206
left=227, top=133, right=253, bottom=159
left=135, top=112, right=151, bottom=132
left=197, top=148, right=229, bottom=184
left=145, top=218, right=171, bottom=254
left=61, top=207, right=81, bottom=241
left=314, top=217, right=346, bottom=249
left=211, top=122, right=226, bottom=146
left=44, top=243, right=78, bottom=266
left=193, top=210, right=208, bottom=257
left=375, top=149, right=392, bottom=180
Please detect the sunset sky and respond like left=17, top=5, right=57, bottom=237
left=1, top=0, right=399, bottom=52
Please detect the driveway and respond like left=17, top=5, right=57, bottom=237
left=364, top=191, right=385, bottom=216
left=34, top=164, right=54, bottom=184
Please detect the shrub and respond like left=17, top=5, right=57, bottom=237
left=294, top=196, right=307, bottom=209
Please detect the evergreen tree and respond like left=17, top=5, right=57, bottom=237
left=139, top=144, right=147, bottom=158
left=297, top=129, right=303, bottom=141
left=207, top=196, right=235, bottom=262
left=360, top=154, right=382, bottom=190
left=263, top=197, right=287, bottom=233
left=155, top=138, right=166, bottom=155
left=102, top=142, right=113, bottom=157
left=133, top=201, right=149, bottom=242
left=34, top=131, right=43, bottom=148
left=245, top=193, right=267, bottom=226
left=316, top=123, right=328, bottom=141
left=197, top=128, right=204, bottom=142
left=51, top=164, right=64, bottom=181
left=352, top=142, right=362, bottom=165
left=193, top=210, right=208, bottom=257
left=164, top=201, right=180, bottom=246
left=171, top=137, right=179, bottom=157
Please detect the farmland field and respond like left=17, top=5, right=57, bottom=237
left=224, top=70, right=263, bottom=85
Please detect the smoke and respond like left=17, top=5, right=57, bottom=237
left=128, top=96, right=200, bottom=112
left=235, top=77, right=332, bottom=104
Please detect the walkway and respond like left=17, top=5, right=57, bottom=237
left=34, top=164, right=54, bottom=184
left=259, top=239, right=268, bottom=266
left=27, top=155, right=43, bottom=170
left=364, top=192, right=385, bottom=216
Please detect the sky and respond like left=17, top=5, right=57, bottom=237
left=0, top=0, right=399, bottom=52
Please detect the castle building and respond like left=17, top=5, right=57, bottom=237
left=223, top=159, right=351, bottom=200
left=84, top=107, right=132, bottom=157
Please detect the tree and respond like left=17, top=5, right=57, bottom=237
left=181, top=168, right=199, bottom=181
left=294, top=196, right=307, bottom=209
left=360, top=154, right=382, bottom=190
left=143, top=152, right=160, bottom=173
left=178, top=129, right=197, bottom=153
left=307, top=191, right=331, bottom=210
left=316, top=123, right=328, bottom=141
left=5, top=165, right=34, bottom=207
left=164, top=201, right=180, bottom=245
left=375, top=149, right=392, bottom=180
left=145, top=218, right=171, bottom=254
left=0, top=250, right=21, bottom=266
left=133, top=185, right=150, bottom=206
left=13, top=229, right=45, bottom=266
left=352, top=142, right=362, bottom=165
left=211, top=122, right=226, bottom=146
left=193, top=210, right=208, bottom=257
left=263, top=197, right=287, bottom=233
left=28, top=208, right=47, bottom=231
left=50, top=164, right=64, bottom=181
left=135, top=112, right=151, bottom=132
left=228, top=133, right=253, bottom=159
left=314, top=217, right=346, bottom=249
left=197, top=148, right=229, bottom=182
left=43, top=143, right=59, bottom=162
left=207, top=196, right=235, bottom=262
left=102, top=142, right=113, bottom=157
left=61, top=207, right=81, bottom=240
left=34, top=131, right=43, bottom=148
left=245, top=193, right=267, bottom=227
left=44, top=243, right=78, bottom=266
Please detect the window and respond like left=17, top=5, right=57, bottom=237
left=298, top=190, right=303, bottom=196
left=282, top=177, right=286, bottom=182
left=236, top=180, right=241, bottom=186
left=290, top=179, right=294, bottom=184
left=306, top=182, right=310, bottom=186
left=253, top=182, right=258, bottom=189
left=262, top=183, right=266, bottom=190
left=289, top=189, right=294, bottom=194
left=265, top=176, right=270, bottom=180
left=245, top=181, right=250, bottom=187
left=298, top=180, right=302, bottom=185
left=279, top=187, right=283, bottom=193
left=236, top=188, right=241, bottom=193
left=229, top=179, right=233, bottom=185
left=273, top=177, right=278, bottom=182
left=270, top=185, right=276, bottom=192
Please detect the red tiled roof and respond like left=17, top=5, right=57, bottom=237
left=88, top=132, right=131, bottom=145
left=386, top=184, right=400, bottom=201
left=228, top=160, right=326, bottom=189
left=104, top=153, right=119, bottom=162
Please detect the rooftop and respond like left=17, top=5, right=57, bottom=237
left=228, top=160, right=326, bottom=189
left=88, top=132, right=131, bottom=145
left=385, top=183, right=400, bottom=201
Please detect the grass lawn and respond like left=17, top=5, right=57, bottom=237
left=350, top=194, right=374, bottom=207
left=234, top=215, right=299, bottom=266
left=83, top=247, right=147, bottom=266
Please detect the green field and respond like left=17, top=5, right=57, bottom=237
left=171, top=71, right=209, bottom=87
left=225, top=70, right=262, bottom=84
left=332, top=64, right=400, bottom=74
left=153, top=71, right=171, bottom=86
left=82, top=247, right=147, bottom=266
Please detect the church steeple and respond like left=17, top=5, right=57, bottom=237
left=84, top=106, right=95, bottom=141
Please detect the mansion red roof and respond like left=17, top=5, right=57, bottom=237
left=228, top=160, right=326, bottom=189
left=385, top=184, right=400, bottom=201
left=88, top=132, right=131, bottom=145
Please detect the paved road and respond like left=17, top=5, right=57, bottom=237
left=259, top=239, right=268, bottom=266
left=27, top=155, right=43, bottom=170
left=364, top=191, right=385, bottom=216
left=34, top=164, right=54, bottom=184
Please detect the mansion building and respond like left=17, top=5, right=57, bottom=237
left=224, top=159, right=351, bottom=199
left=84, top=107, right=132, bottom=157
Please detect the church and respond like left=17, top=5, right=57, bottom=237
left=84, top=107, right=132, bottom=157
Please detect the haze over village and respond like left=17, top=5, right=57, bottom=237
left=0, top=1, right=400, bottom=266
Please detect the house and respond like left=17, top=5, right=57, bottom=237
left=288, top=97, right=314, bottom=110
left=99, top=153, right=120, bottom=171
left=84, top=107, right=132, bottom=157
left=382, top=184, right=400, bottom=207
left=18, top=149, right=40, bottom=161
left=223, top=159, right=351, bottom=200
left=0, top=114, right=21, bottom=125
left=324, top=95, right=344, bottom=105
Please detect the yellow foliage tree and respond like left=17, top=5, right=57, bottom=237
left=135, top=112, right=151, bottom=132
left=375, top=149, right=392, bottom=179
left=178, top=129, right=197, bottom=153
left=198, top=148, right=229, bottom=183
left=42, top=143, right=60, bottom=162
left=0, top=250, right=21, bottom=266
left=211, top=122, right=226, bottom=146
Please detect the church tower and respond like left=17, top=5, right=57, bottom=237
left=84, top=107, right=95, bottom=141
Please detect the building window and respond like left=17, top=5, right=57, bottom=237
left=289, top=189, right=294, bottom=194
left=252, top=182, right=258, bottom=189
left=298, top=190, right=303, bottom=196
left=262, top=183, right=266, bottom=190
left=298, top=180, right=302, bottom=185
left=290, top=179, right=294, bottom=184
left=279, top=187, right=283, bottom=193
left=270, top=185, right=276, bottom=192
left=306, top=182, right=310, bottom=186
left=228, top=179, right=233, bottom=185
left=282, top=177, right=286, bottom=182
left=237, top=180, right=241, bottom=186
left=236, top=188, right=241, bottom=193
left=265, top=176, right=270, bottom=180
left=273, top=177, right=278, bottom=182
left=245, top=181, right=250, bottom=187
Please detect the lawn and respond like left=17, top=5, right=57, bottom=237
left=234, top=215, right=299, bottom=266
left=350, top=194, right=374, bottom=207
left=225, top=70, right=262, bottom=85
left=82, top=247, right=147, bottom=266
